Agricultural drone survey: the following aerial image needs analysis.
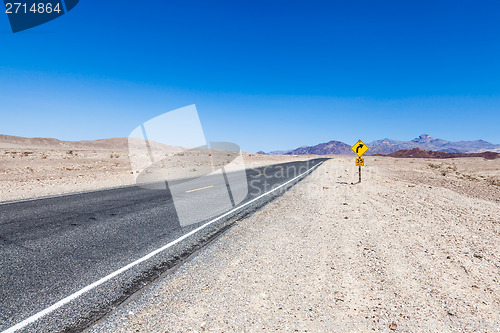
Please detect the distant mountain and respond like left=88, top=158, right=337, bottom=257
left=262, top=141, right=352, bottom=155
left=380, top=148, right=500, bottom=160
left=369, top=134, right=499, bottom=154
left=284, top=140, right=352, bottom=155
left=259, top=134, right=500, bottom=155
left=267, top=150, right=290, bottom=155
left=411, top=134, right=449, bottom=145
left=367, top=138, right=413, bottom=155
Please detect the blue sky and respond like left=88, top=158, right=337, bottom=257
left=0, top=0, right=499, bottom=152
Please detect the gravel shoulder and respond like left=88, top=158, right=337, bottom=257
left=89, top=157, right=499, bottom=333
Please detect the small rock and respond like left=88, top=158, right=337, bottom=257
left=389, top=322, right=397, bottom=330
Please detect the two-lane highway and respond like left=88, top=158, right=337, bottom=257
left=0, top=158, right=326, bottom=332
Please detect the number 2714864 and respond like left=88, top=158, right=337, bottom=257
left=5, top=2, right=62, bottom=14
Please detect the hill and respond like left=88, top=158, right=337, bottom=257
left=0, top=134, right=181, bottom=152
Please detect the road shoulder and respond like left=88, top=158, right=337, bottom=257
left=89, top=158, right=500, bottom=333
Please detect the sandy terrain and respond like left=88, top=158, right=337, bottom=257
left=372, top=156, right=500, bottom=203
left=89, top=156, right=499, bottom=333
left=0, top=146, right=312, bottom=202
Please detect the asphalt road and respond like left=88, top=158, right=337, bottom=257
left=0, top=158, right=326, bottom=332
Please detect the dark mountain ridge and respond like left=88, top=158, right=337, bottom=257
left=261, top=134, right=500, bottom=155
left=285, top=140, right=352, bottom=155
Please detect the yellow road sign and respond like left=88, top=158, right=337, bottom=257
left=355, top=158, right=364, bottom=166
left=351, top=140, right=369, bottom=157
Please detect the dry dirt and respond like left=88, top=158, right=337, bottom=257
left=88, top=156, right=499, bottom=333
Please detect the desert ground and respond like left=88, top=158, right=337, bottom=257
left=1, top=141, right=498, bottom=332
left=87, top=156, right=499, bottom=333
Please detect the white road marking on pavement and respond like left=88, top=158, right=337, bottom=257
left=0, top=183, right=138, bottom=206
left=1, top=161, right=323, bottom=333
left=186, top=185, right=214, bottom=193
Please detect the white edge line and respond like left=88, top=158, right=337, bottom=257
left=0, top=183, right=137, bottom=206
left=2, top=161, right=324, bottom=333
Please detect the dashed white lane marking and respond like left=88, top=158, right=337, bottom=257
left=186, top=185, right=214, bottom=193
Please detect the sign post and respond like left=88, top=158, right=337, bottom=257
left=351, top=140, right=369, bottom=183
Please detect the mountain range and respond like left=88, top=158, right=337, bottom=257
left=0, top=134, right=181, bottom=152
left=1, top=133, right=498, bottom=156
left=264, top=134, right=500, bottom=155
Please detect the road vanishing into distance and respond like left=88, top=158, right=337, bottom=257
left=0, top=158, right=326, bottom=333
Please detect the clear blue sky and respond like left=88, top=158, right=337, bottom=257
left=0, top=0, right=499, bottom=152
